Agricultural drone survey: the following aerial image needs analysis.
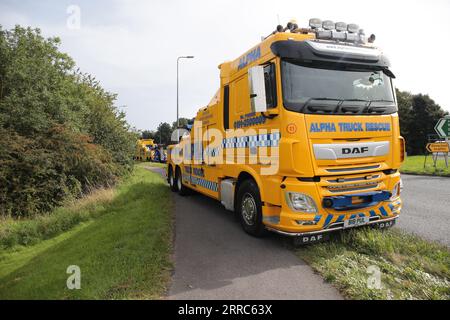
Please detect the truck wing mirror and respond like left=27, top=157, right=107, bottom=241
left=248, top=66, right=267, bottom=113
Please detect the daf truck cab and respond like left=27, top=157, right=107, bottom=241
left=167, top=19, right=405, bottom=244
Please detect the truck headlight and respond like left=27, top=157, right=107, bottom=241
left=285, top=192, right=318, bottom=213
left=390, top=181, right=401, bottom=201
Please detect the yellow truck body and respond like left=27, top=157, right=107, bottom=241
left=167, top=20, right=405, bottom=243
left=135, top=139, right=155, bottom=161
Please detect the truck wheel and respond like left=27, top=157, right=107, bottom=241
left=175, top=167, right=190, bottom=196
left=236, top=179, right=266, bottom=237
left=168, top=167, right=178, bottom=192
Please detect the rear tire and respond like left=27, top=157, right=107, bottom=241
left=236, top=179, right=266, bottom=237
left=168, top=166, right=178, bottom=192
left=175, top=166, right=190, bottom=196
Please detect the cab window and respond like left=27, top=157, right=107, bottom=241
left=264, top=63, right=277, bottom=108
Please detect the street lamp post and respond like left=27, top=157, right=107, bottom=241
left=176, top=56, right=194, bottom=138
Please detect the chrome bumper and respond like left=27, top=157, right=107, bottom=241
left=265, top=215, right=398, bottom=237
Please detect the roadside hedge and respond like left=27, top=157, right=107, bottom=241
left=0, top=25, right=137, bottom=218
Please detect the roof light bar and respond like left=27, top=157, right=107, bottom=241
left=345, top=32, right=358, bottom=42
left=331, top=30, right=346, bottom=41
left=335, top=22, right=347, bottom=32
left=309, top=18, right=322, bottom=29
left=322, top=20, right=335, bottom=30
left=269, top=18, right=375, bottom=44
left=347, top=23, right=359, bottom=33
left=358, top=29, right=366, bottom=43
left=316, top=30, right=332, bottom=40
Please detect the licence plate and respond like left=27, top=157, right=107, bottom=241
left=344, top=216, right=370, bottom=228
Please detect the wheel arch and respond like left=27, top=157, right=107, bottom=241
left=235, top=169, right=265, bottom=204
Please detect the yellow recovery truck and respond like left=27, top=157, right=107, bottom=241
left=134, top=139, right=156, bottom=161
left=167, top=19, right=405, bottom=244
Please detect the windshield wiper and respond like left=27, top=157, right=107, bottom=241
left=366, top=100, right=394, bottom=114
left=342, top=99, right=369, bottom=102
left=307, top=98, right=341, bottom=101
left=302, top=98, right=341, bottom=113
left=369, top=99, right=394, bottom=103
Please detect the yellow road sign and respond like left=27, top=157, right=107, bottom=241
left=426, top=142, right=450, bottom=153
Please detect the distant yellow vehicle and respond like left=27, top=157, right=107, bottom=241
left=167, top=19, right=405, bottom=244
left=134, top=139, right=155, bottom=161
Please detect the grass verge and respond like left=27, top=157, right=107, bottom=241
left=0, top=166, right=172, bottom=299
left=295, top=227, right=450, bottom=300
left=137, top=161, right=167, bottom=169
left=0, top=188, right=117, bottom=249
left=401, top=155, right=450, bottom=176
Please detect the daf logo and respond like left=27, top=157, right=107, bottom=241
left=342, top=146, right=369, bottom=154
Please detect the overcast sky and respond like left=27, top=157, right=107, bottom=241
left=1, top=0, right=449, bottom=130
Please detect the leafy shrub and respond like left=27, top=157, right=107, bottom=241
left=0, top=25, right=137, bottom=217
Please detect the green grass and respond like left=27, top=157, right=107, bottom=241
left=295, top=228, right=450, bottom=300
left=137, top=161, right=167, bottom=169
left=401, top=155, right=450, bottom=176
left=0, top=167, right=173, bottom=299
left=0, top=188, right=117, bottom=249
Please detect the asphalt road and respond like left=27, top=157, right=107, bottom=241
left=145, top=165, right=449, bottom=299
left=167, top=192, right=342, bottom=300
left=396, top=174, right=450, bottom=246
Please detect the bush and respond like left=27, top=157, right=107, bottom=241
left=0, top=25, right=137, bottom=217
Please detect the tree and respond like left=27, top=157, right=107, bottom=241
left=171, top=117, right=192, bottom=130
left=141, top=130, right=155, bottom=140
left=156, top=122, right=172, bottom=145
left=396, top=89, right=413, bottom=143
left=396, top=89, right=448, bottom=155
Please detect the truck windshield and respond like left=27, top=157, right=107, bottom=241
left=281, top=60, right=396, bottom=114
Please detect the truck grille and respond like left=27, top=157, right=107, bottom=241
left=325, top=164, right=380, bottom=173
left=327, top=181, right=378, bottom=193
left=319, top=172, right=384, bottom=196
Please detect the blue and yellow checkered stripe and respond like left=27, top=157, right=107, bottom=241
left=315, top=200, right=401, bottom=228
left=222, top=132, right=281, bottom=149
left=183, top=174, right=218, bottom=192
left=204, top=133, right=281, bottom=157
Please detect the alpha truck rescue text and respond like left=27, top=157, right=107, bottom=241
left=167, top=18, right=405, bottom=243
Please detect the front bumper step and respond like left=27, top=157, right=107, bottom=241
left=266, top=216, right=397, bottom=243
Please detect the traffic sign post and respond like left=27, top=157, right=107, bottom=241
left=425, top=116, right=450, bottom=168
left=427, top=143, right=449, bottom=168
left=434, top=117, right=450, bottom=138
left=426, top=142, right=450, bottom=153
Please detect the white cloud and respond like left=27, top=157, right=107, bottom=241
left=1, top=0, right=449, bottom=130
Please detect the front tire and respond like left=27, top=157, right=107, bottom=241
left=236, top=179, right=266, bottom=237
